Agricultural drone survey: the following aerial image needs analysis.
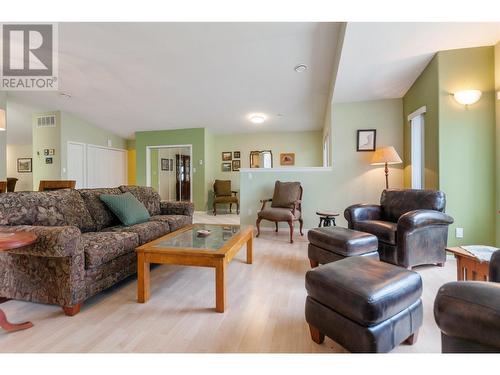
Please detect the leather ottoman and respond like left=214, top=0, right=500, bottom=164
left=305, top=257, right=423, bottom=353
left=307, top=226, right=378, bottom=268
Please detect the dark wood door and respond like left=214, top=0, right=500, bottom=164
left=175, top=154, right=191, bottom=201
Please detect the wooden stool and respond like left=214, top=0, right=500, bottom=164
left=316, top=211, right=339, bottom=227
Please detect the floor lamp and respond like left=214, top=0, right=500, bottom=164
left=370, top=146, right=402, bottom=189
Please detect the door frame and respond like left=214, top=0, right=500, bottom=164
left=146, top=144, right=193, bottom=202
left=67, top=141, right=87, bottom=188
left=407, top=106, right=426, bottom=189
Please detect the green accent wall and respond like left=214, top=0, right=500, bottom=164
left=403, top=55, right=439, bottom=189
left=150, top=148, right=159, bottom=191
left=495, top=42, right=500, bottom=247
left=135, top=128, right=206, bottom=210
left=438, top=47, right=496, bottom=246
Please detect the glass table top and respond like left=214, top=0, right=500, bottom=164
left=153, top=224, right=241, bottom=251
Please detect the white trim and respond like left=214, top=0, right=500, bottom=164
left=86, top=143, right=127, bottom=152
left=145, top=144, right=193, bottom=203
left=66, top=141, right=87, bottom=188
left=407, top=106, right=427, bottom=121
left=239, top=167, right=332, bottom=173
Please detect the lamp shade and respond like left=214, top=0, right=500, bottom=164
left=370, top=146, right=402, bottom=165
left=453, top=90, right=482, bottom=105
left=0, top=108, right=5, bottom=131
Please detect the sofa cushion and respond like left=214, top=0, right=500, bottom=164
left=150, top=214, right=192, bottom=232
left=271, top=181, right=301, bottom=209
left=82, top=231, right=139, bottom=269
left=119, top=185, right=161, bottom=216
left=78, top=188, right=122, bottom=230
left=380, top=189, right=446, bottom=222
left=355, top=220, right=397, bottom=245
left=305, top=257, right=422, bottom=326
left=100, top=192, right=150, bottom=226
left=102, top=220, right=169, bottom=245
left=0, top=189, right=96, bottom=231
left=307, top=227, right=378, bottom=256
left=258, top=207, right=300, bottom=221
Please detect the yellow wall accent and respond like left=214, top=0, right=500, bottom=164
left=128, top=149, right=136, bottom=185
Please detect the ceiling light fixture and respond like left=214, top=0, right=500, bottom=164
left=453, top=90, right=482, bottom=106
left=248, top=113, right=267, bottom=124
left=294, top=64, right=308, bottom=73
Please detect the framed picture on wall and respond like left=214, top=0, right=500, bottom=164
left=17, top=158, right=32, bottom=173
left=222, top=152, right=232, bottom=161
left=222, top=162, right=231, bottom=172
left=161, top=158, right=169, bottom=171
left=357, top=129, right=377, bottom=151
left=232, top=160, right=241, bottom=171
left=233, top=151, right=241, bottom=159
left=280, top=153, right=295, bottom=166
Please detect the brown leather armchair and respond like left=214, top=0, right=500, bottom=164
left=256, top=180, right=303, bottom=243
left=344, top=189, right=454, bottom=269
left=213, top=180, right=239, bottom=215
left=434, top=250, right=500, bottom=353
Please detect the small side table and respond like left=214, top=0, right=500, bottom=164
left=0, top=231, right=37, bottom=332
left=446, top=247, right=490, bottom=281
left=316, top=211, right=339, bottom=227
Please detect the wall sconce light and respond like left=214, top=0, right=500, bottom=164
left=453, top=90, right=482, bottom=106
left=0, top=108, right=6, bottom=131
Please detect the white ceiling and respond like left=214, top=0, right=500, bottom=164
left=333, top=22, right=500, bottom=103
left=8, top=22, right=340, bottom=140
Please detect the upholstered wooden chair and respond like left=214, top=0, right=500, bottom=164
left=256, top=180, right=303, bottom=243
left=38, top=180, right=76, bottom=191
left=213, top=180, right=239, bottom=215
left=6, top=177, right=18, bottom=192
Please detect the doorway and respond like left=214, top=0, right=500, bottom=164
left=408, top=107, right=425, bottom=189
left=146, top=145, right=192, bottom=202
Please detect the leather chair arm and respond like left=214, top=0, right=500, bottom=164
left=344, top=204, right=382, bottom=228
left=398, top=210, right=454, bottom=231
left=490, top=250, right=500, bottom=283
left=434, top=281, right=500, bottom=348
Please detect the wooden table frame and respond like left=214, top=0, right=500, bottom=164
left=136, top=225, right=253, bottom=313
left=446, top=247, right=490, bottom=281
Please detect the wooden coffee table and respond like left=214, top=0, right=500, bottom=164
left=0, top=231, right=37, bottom=332
left=447, top=247, right=490, bottom=281
left=136, top=224, right=253, bottom=313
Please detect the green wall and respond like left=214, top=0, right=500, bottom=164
left=135, top=128, right=206, bottom=210
left=0, top=92, right=6, bottom=180
left=438, top=47, right=496, bottom=246
left=496, top=42, right=500, bottom=247
left=240, top=99, right=404, bottom=228
left=403, top=55, right=440, bottom=189
left=150, top=148, right=159, bottom=191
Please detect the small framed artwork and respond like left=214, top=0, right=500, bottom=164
left=161, top=158, right=169, bottom=171
left=280, top=153, right=295, bottom=166
left=222, top=152, right=232, bottom=161
left=44, top=149, right=49, bottom=156
left=221, top=162, right=231, bottom=172
left=233, top=151, right=241, bottom=159
left=17, top=158, right=32, bottom=173
left=49, top=149, right=55, bottom=156
left=45, top=157, right=53, bottom=164
left=232, top=160, right=241, bottom=171
left=357, top=129, right=377, bottom=151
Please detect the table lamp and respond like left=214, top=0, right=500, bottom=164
left=370, top=146, right=402, bottom=189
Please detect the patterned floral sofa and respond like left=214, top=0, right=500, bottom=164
left=0, top=185, right=194, bottom=316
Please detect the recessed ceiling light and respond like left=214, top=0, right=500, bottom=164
left=294, top=64, right=308, bottom=73
left=248, top=113, right=267, bottom=124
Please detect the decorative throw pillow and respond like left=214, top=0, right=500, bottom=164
left=99, top=192, right=150, bottom=226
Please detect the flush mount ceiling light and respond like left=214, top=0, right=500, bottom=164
left=453, top=90, right=482, bottom=105
left=294, top=64, right=308, bottom=73
left=248, top=113, right=267, bottom=124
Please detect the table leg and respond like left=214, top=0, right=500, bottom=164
left=0, top=308, right=33, bottom=332
left=215, top=259, right=227, bottom=313
left=246, top=234, right=253, bottom=264
left=137, top=252, right=150, bottom=303
left=332, top=217, right=337, bottom=226
left=318, top=218, right=323, bottom=227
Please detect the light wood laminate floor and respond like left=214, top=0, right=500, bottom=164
left=0, top=213, right=454, bottom=353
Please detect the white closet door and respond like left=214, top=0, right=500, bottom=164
left=67, top=142, right=86, bottom=188
left=87, top=145, right=127, bottom=188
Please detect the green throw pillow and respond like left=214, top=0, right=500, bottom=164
left=100, top=192, right=150, bottom=226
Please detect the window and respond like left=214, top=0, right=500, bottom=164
left=323, top=133, right=331, bottom=167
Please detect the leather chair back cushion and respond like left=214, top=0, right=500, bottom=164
left=119, top=185, right=161, bottom=216
left=380, top=189, right=446, bottom=222
left=214, top=180, right=232, bottom=196
left=271, top=181, right=301, bottom=209
left=0, top=189, right=96, bottom=231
